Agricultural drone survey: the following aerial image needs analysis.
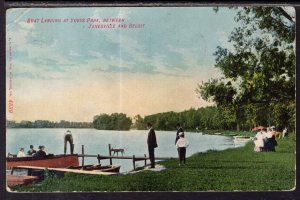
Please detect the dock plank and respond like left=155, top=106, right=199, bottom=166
left=78, top=154, right=176, bottom=160
left=14, top=166, right=117, bottom=176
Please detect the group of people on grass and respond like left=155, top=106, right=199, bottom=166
left=253, top=126, right=282, bottom=152
left=146, top=122, right=189, bottom=168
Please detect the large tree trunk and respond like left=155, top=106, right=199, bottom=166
left=236, top=123, right=240, bottom=132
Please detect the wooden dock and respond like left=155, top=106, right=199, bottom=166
left=78, top=144, right=176, bottom=170
left=78, top=154, right=175, bottom=160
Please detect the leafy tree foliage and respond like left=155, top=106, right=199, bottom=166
left=135, top=107, right=237, bottom=131
left=6, top=120, right=93, bottom=128
left=196, top=7, right=295, bottom=131
left=93, top=113, right=132, bottom=130
left=132, top=114, right=145, bottom=130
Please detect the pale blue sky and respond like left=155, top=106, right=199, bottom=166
left=7, top=7, right=237, bottom=78
left=6, top=7, right=241, bottom=121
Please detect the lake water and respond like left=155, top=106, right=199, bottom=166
left=6, top=128, right=246, bottom=172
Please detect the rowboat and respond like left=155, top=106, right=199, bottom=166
left=11, top=165, right=119, bottom=177
left=68, top=164, right=121, bottom=173
left=7, top=175, right=39, bottom=187
left=6, top=152, right=121, bottom=187
left=233, top=136, right=251, bottom=140
left=7, top=164, right=120, bottom=187
left=6, top=154, right=79, bottom=170
left=233, top=136, right=252, bottom=147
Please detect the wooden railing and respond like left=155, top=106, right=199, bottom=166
left=78, top=144, right=176, bottom=170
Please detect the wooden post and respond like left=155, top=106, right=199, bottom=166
left=97, top=154, right=101, bottom=165
left=28, top=168, right=32, bottom=176
left=81, top=145, right=85, bottom=166
left=133, top=155, right=136, bottom=170
left=71, top=144, right=74, bottom=155
left=144, top=154, right=147, bottom=166
left=108, top=144, right=112, bottom=165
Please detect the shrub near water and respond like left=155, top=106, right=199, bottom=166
left=12, top=133, right=295, bottom=192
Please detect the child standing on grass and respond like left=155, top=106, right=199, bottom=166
left=175, top=132, right=189, bottom=166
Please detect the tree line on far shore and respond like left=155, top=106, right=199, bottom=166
left=93, top=113, right=132, bottom=130
left=6, top=101, right=295, bottom=132
left=6, top=120, right=93, bottom=128
left=134, top=105, right=294, bottom=132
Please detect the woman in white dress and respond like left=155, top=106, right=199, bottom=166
left=254, top=129, right=264, bottom=152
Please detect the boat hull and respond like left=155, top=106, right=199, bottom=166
left=11, top=165, right=118, bottom=176
left=69, top=164, right=121, bottom=173
left=7, top=175, right=39, bottom=187
left=6, top=154, right=79, bottom=170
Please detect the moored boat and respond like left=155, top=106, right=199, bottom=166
left=7, top=175, right=39, bottom=187
left=10, top=165, right=119, bottom=178
left=68, top=164, right=121, bottom=173
left=233, top=136, right=252, bottom=147
left=233, top=136, right=251, bottom=140
left=6, top=154, right=79, bottom=170
left=96, top=165, right=121, bottom=173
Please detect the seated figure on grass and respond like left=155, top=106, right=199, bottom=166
left=282, top=127, right=288, bottom=138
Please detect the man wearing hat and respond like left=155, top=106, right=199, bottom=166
left=175, top=123, right=184, bottom=145
left=27, top=145, right=36, bottom=156
left=64, top=130, right=74, bottom=155
left=147, top=122, right=158, bottom=168
left=33, top=145, right=47, bottom=158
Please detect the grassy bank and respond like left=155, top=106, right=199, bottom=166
left=11, top=133, right=295, bottom=192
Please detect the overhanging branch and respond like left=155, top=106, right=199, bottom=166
left=277, top=7, right=294, bottom=23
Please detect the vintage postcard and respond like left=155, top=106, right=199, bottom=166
left=5, top=6, right=296, bottom=192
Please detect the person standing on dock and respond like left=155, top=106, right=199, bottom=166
left=175, top=123, right=184, bottom=145
left=64, top=130, right=74, bottom=155
left=147, top=122, right=158, bottom=168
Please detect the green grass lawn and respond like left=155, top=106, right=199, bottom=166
left=10, top=133, right=295, bottom=192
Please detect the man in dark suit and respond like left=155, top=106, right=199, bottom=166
left=27, top=145, right=36, bottom=155
left=64, top=130, right=74, bottom=154
left=33, top=145, right=47, bottom=158
left=147, top=122, right=158, bottom=168
left=175, top=123, right=184, bottom=145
